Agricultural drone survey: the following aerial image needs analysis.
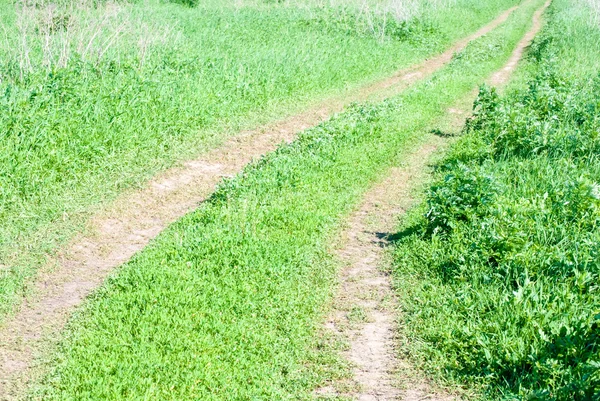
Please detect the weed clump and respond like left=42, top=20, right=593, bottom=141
left=392, top=2, right=600, bottom=398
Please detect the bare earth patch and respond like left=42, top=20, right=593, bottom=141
left=0, top=6, right=521, bottom=399
left=488, top=0, right=552, bottom=87
left=320, top=2, right=551, bottom=399
left=320, top=134, right=455, bottom=401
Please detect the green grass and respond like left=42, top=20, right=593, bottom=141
left=27, top=1, right=546, bottom=398
left=0, top=0, right=521, bottom=322
left=390, top=0, right=600, bottom=399
left=507, top=0, right=600, bottom=90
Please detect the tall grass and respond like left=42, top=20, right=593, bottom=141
left=2, top=0, right=179, bottom=78
left=229, top=0, right=471, bottom=42
left=583, top=0, right=600, bottom=25
left=0, top=0, right=520, bottom=321
left=27, top=2, right=545, bottom=398
left=391, top=0, right=600, bottom=399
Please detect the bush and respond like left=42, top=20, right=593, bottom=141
left=392, top=11, right=600, bottom=399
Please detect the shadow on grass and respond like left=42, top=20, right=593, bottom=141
left=374, top=224, right=421, bottom=247
left=430, top=128, right=460, bottom=138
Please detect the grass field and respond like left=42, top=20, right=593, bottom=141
left=391, top=0, right=600, bottom=399
left=23, top=1, right=549, bottom=398
left=0, top=0, right=521, bottom=322
left=4, top=0, right=598, bottom=399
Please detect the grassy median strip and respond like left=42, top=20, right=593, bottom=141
left=391, top=0, right=600, bottom=399
left=0, top=0, right=520, bottom=322
left=29, top=1, right=545, bottom=398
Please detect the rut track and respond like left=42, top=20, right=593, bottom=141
left=322, top=1, right=551, bottom=400
left=0, top=5, right=521, bottom=399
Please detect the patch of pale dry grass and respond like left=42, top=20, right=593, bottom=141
left=585, top=0, right=600, bottom=25
left=4, top=0, right=180, bottom=79
left=229, top=0, right=460, bottom=41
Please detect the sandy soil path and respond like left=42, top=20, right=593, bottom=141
left=322, top=1, right=551, bottom=399
left=0, top=6, right=521, bottom=399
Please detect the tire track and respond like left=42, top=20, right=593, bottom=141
left=0, top=5, right=522, bottom=399
left=322, top=1, right=550, bottom=399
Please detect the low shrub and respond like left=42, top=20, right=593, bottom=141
left=392, top=2, right=600, bottom=398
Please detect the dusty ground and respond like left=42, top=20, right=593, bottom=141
left=0, top=6, right=523, bottom=399
left=320, top=2, right=550, bottom=399
left=488, top=0, right=552, bottom=87
left=318, top=133, right=454, bottom=401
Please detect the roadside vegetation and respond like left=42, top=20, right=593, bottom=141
left=26, top=1, right=547, bottom=398
left=0, top=0, right=520, bottom=321
left=391, top=0, right=600, bottom=399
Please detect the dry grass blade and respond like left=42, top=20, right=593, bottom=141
left=5, top=0, right=180, bottom=76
